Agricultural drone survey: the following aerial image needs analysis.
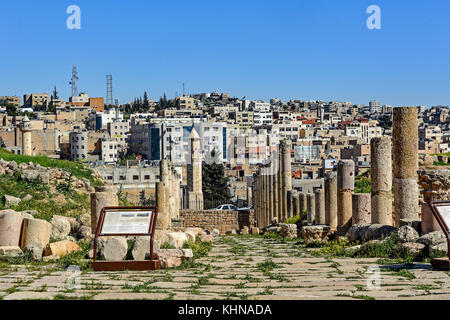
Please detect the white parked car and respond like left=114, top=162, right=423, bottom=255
left=215, top=204, right=238, bottom=211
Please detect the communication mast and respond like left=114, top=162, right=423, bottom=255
left=69, top=65, right=79, bottom=97
left=106, top=75, right=113, bottom=106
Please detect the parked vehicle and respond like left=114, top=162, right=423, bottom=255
left=215, top=204, right=238, bottom=211
left=238, top=204, right=253, bottom=211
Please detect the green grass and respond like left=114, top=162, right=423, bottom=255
left=0, top=148, right=102, bottom=186
left=354, top=170, right=371, bottom=193
left=0, top=172, right=90, bottom=221
left=182, top=238, right=213, bottom=259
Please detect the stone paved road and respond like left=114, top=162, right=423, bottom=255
left=1, top=235, right=450, bottom=300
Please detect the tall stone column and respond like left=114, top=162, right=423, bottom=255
left=21, top=116, right=33, bottom=156
left=187, top=129, right=204, bottom=210
left=371, top=137, right=393, bottom=225
left=265, top=171, right=270, bottom=226
left=268, top=172, right=274, bottom=223
left=277, top=149, right=282, bottom=220
left=352, top=193, right=371, bottom=225
left=300, top=193, right=308, bottom=214
left=393, top=107, right=419, bottom=225
left=315, top=189, right=326, bottom=225
left=272, top=159, right=279, bottom=221
left=294, top=193, right=301, bottom=217
left=325, top=172, right=338, bottom=230
left=307, top=193, right=315, bottom=224
left=90, top=186, right=119, bottom=234
left=156, top=181, right=169, bottom=230
left=280, top=140, right=292, bottom=222
left=337, top=160, right=354, bottom=233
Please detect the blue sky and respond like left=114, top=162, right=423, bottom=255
left=1, top=0, right=449, bottom=106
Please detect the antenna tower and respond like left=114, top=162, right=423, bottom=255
left=69, top=65, right=79, bottom=97
left=106, top=75, right=113, bottom=106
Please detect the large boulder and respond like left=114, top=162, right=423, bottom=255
left=185, top=227, right=203, bottom=237
left=265, top=226, right=281, bottom=234
left=44, top=240, right=81, bottom=258
left=363, top=224, right=397, bottom=242
left=280, top=223, right=297, bottom=239
left=3, top=195, right=21, bottom=208
left=347, top=224, right=371, bottom=242
left=399, top=219, right=422, bottom=235
left=24, top=243, right=44, bottom=261
left=20, top=218, right=51, bottom=249
left=402, top=242, right=426, bottom=258
left=100, top=237, right=128, bottom=261
left=301, top=225, right=331, bottom=244
left=397, top=225, right=419, bottom=243
left=50, top=215, right=72, bottom=240
left=417, top=231, right=446, bottom=247
left=0, top=246, right=22, bottom=257
left=200, top=234, right=213, bottom=243
left=131, top=237, right=160, bottom=260
left=430, top=242, right=448, bottom=255
left=156, top=249, right=193, bottom=268
left=0, top=210, right=24, bottom=247
left=77, top=226, right=92, bottom=242
left=166, top=232, right=190, bottom=248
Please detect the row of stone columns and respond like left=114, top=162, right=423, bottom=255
left=254, top=107, right=419, bottom=231
left=253, top=139, right=294, bottom=228
left=156, top=159, right=182, bottom=230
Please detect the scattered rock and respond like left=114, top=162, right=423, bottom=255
left=250, top=226, right=260, bottom=235
left=240, top=226, right=249, bottom=235
left=77, top=226, right=92, bottom=242
left=345, top=245, right=362, bottom=253
left=265, top=226, right=281, bottom=234
left=131, top=237, right=160, bottom=260
left=50, top=215, right=72, bottom=240
left=397, top=225, right=420, bottom=243
left=0, top=210, right=24, bottom=247
left=23, top=243, right=43, bottom=261
left=185, top=227, right=203, bottom=237
left=417, top=231, right=446, bottom=247
left=212, top=229, right=220, bottom=237
left=22, top=194, right=33, bottom=202
left=402, top=242, right=426, bottom=258
left=100, top=237, right=128, bottom=261
left=347, top=224, right=371, bottom=242
left=399, top=219, right=422, bottom=235
left=280, top=223, right=297, bottom=239
left=200, top=234, right=213, bottom=243
left=3, top=195, right=21, bottom=207
left=301, top=225, right=331, bottom=244
left=42, top=255, right=59, bottom=262
left=430, top=242, right=448, bottom=255
left=0, top=246, right=22, bottom=257
left=226, top=229, right=237, bottom=235
left=166, top=232, right=190, bottom=249
left=20, top=218, right=52, bottom=249
left=363, top=224, right=397, bottom=241
left=44, top=240, right=81, bottom=258
left=184, top=230, right=196, bottom=243
left=77, top=213, right=91, bottom=228
left=156, top=249, right=193, bottom=268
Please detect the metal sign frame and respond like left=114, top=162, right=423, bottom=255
left=429, top=201, right=450, bottom=270
left=91, top=206, right=160, bottom=271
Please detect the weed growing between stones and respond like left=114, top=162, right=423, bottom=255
left=56, top=240, right=92, bottom=270
left=256, top=259, right=281, bottom=275
left=183, top=238, right=212, bottom=259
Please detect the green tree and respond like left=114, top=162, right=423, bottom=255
left=202, top=151, right=231, bottom=204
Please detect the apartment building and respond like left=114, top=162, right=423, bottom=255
left=23, top=93, right=50, bottom=107
left=1, top=96, right=21, bottom=106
